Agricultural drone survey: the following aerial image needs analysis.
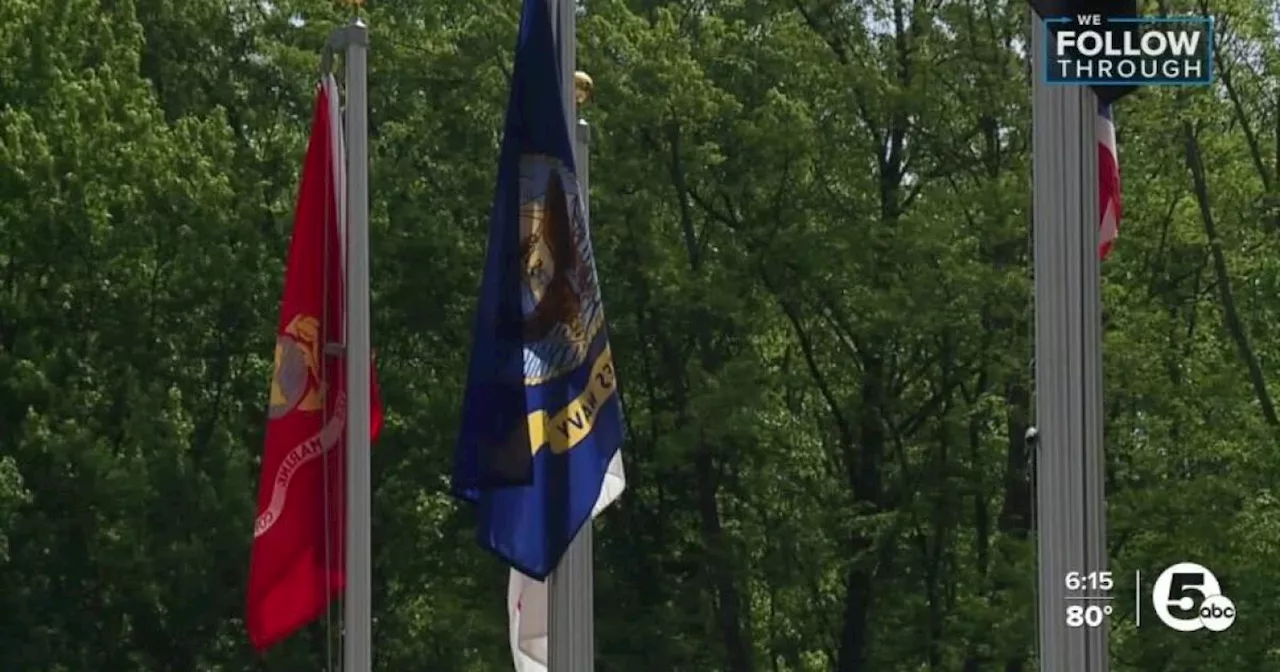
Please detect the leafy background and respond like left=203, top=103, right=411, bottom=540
left=0, top=0, right=1277, bottom=669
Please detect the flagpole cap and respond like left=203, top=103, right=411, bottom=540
left=574, top=72, right=593, bottom=108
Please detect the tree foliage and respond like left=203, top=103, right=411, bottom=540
left=0, top=0, right=1278, bottom=669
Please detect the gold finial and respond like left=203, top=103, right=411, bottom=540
left=574, top=71, right=594, bottom=109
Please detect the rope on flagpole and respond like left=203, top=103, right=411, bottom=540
left=319, top=70, right=337, bottom=672
left=320, top=97, right=337, bottom=672
left=1025, top=9, right=1042, bottom=669
left=318, top=36, right=343, bottom=672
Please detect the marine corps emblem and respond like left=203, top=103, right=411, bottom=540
left=256, top=312, right=346, bottom=539
left=268, top=314, right=326, bottom=418
left=518, top=154, right=605, bottom=385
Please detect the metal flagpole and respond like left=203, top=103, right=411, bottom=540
left=328, top=15, right=374, bottom=672
left=546, top=0, right=596, bottom=667
left=1030, top=8, right=1109, bottom=672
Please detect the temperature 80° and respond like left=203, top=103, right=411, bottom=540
left=1066, top=604, right=1113, bottom=628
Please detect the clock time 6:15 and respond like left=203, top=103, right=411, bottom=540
left=1065, top=571, right=1113, bottom=592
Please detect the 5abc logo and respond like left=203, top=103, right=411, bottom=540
left=1151, top=563, right=1236, bottom=632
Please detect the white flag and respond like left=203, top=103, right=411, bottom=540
left=508, top=451, right=626, bottom=671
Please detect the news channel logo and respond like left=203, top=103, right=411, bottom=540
left=1042, top=14, right=1213, bottom=86
left=1151, top=562, right=1236, bottom=632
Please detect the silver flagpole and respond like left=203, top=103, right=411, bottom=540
left=332, top=15, right=374, bottom=672
left=546, top=0, right=595, bottom=667
left=1030, top=8, right=1109, bottom=672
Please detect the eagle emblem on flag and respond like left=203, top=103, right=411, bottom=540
left=518, top=153, right=605, bottom=385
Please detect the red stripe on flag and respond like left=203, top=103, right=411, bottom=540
left=1098, top=106, right=1121, bottom=260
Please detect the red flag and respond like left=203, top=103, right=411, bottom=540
left=246, top=76, right=383, bottom=651
left=1098, top=103, right=1120, bottom=260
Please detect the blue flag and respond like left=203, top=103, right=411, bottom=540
left=451, top=0, right=624, bottom=580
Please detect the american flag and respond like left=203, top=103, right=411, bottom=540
left=1098, top=102, right=1121, bottom=260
